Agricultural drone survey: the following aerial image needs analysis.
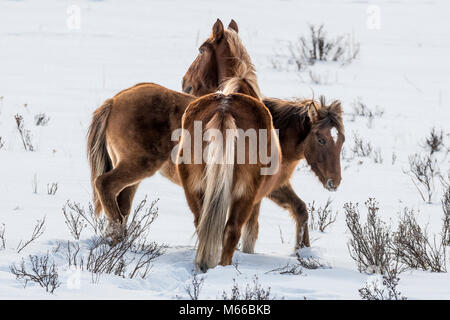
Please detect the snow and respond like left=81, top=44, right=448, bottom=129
left=0, top=0, right=449, bottom=299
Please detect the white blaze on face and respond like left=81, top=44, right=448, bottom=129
left=330, top=127, right=338, bottom=143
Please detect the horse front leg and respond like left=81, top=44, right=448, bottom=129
left=268, top=183, right=310, bottom=249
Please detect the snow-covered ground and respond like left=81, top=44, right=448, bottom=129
left=0, top=0, right=449, bottom=299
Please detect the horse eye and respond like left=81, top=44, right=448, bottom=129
left=184, top=85, right=193, bottom=94
left=318, top=138, right=326, bottom=145
left=199, top=47, right=205, bottom=54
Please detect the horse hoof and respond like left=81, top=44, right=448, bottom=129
left=105, top=221, right=127, bottom=244
left=197, top=262, right=208, bottom=273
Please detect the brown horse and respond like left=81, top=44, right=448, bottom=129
left=177, top=60, right=281, bottom=272
left=87, top=19, right=256, bottom=236
left=182, top=24, right=345, bottom=254
left=241, top=97, right=345, bottom=254
left=178, top=21, right=344, bottom=271
left=177, top=94, right=344, bottom=271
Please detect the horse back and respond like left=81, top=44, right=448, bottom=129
left=104, top=83, right=195, bottom=164
left=182, top=92, right=281, bottom=203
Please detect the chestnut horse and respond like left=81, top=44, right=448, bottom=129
left=182, top=28, right=345, bottom=253
left=177, top=95, right=344, bottom=271
left=178, top=22, right=344, bottom=271
left=87, top=19, right=257, bottom=236
left=177, top=60, right=281, bottom=272
left=243, top=97, right=345, bottom=253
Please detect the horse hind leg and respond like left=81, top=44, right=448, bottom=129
left=177, top=163, right=203, bottom=228
left=241, top=201, right=261, bottom=254
left=95, top=160, right=160, bottom=240
left=117, top=183, right=140, bottom=224
left=220, top=196, right=255, bottom=266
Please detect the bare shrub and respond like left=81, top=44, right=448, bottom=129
left=266, top=262, right=304, bottom=275
left=288, top=25, right=359, bottom=70
left=222, top=276, right=274, bottom=300
left=34, top=113, right=50, bottom=126
left=10, top=252, right=61, bottom=294
left=352, top=98, right=384, bottom=118
left=64, top=241, right=82, bottom=269
left=308, top=199, right=337, bottom=232
left=392, top=208, right=447, bottom=272
left=63, top=198, right=166, bottom=282
left=347, top=133, right=383, bottom=164
left=442, top=186, right=450, bottom=246
left=351, top=98, right=384, bottom=128
left=372, top=148, right=383, bottom=164
left=296, top=253, right=330, bottom=270
left=31, top=173, right=38, bottom=194
left=14, top=114, right=34, bottom=151
left=359, top=273, right=406, bottom=300
left=63, top=201, right=106, bottom=236
left=47, top=182, right=58, bottom=195
left=347, top=133, right=382, bottom=163
left=269, top=54, right=285, bottom=71
left=267, top=253, right=329, bottom=276
left=392, top=152, right=397, bottom=165
left=440, top=171, right=450, bottom=190
left=16, top=217, right=46, bottom=253
left=406, top=153, right=438, bottom=203
left=62, top=205, right=87, bottom=240
left=0, top=224, right=6, bottom=250
left=307, top=70, right=334, bottom=85
left=346, top=197, right=448, bottom=274
left=351, top=133, right=372, bottom=158
left=278, top=226, right=285, bottom=244
left=232, top=259, right=242, bottom=275
left=345, top=199, right=395, bottom=274
left=421, top=127, right=444, bottom=155
left=185, top=271, right=205, bottom=300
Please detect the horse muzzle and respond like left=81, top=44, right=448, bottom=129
left=326, top=179, right=337, bottom=191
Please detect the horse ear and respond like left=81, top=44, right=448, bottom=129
left=331, top=100, right=343, bottom=115
left=228, top=19, right=239, bottom=33
left=212, top=19, right=224, bottom=41
left=307, top=102, right=320, bottom=123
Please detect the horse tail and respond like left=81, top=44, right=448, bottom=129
left=87, top=99, right=113, bottom=216
left=195, top=112, right=236, bottom=271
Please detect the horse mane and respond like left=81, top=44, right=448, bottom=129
left=219, top=30, right=262, bottom=100
left=263, top=96, right=344, bottom=136
left=314, top=96, right=345, bottom=135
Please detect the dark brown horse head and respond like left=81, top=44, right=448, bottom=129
left=303, top=97, right=345, bottom=191
left=182, top=18, right=247, bottom=96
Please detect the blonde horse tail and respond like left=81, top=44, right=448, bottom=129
left=87, top=99, right=113, bottom=216
left=195, top=112, right=236, bottom=272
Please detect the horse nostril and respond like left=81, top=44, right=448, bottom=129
left=326, top=179, right=336, bottom=191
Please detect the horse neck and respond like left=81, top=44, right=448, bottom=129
left=217, top=59, right=236, bottom=84
left=263, top=98, right=311, bottom=160
left=217, top=33, right=261, bottom=99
